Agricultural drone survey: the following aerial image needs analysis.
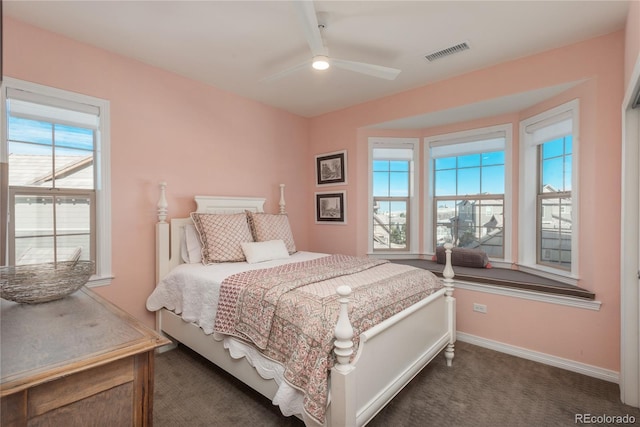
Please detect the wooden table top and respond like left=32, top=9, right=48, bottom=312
left=1, top=287, right=169, bottom=396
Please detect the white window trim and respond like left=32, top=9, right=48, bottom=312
left=1, top=77, right=112, bottom=286
left=518, top=99, right=579, bottom=282
left=367, top=137, right=419, bottom=257
left=424, top=124, right=513, bottom=260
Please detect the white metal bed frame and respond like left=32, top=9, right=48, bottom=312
left=154, top=182, right=456, bottom=427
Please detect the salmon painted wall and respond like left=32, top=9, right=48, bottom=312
left=308, top=31, right=625, bottom=372
left=3, top=18, right=310, bottom=327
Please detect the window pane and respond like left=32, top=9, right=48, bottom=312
left=54, top=146, right=94, bottom=189
left=539, top=196, right=572, bottom=270
left=54, top=124, right=94, bottom=151
left=7, top=116, right=52, bottom=146
left=481, top=165, right=504, bottom=194
left=435, top=157, right=456, bottom=170
left=13, top=194, right=92, bottom=264
left=458, top=153, right=481, bottom=168
left=564, top=154, right=572, bottom=191
left=389, top=172, right=409, bottom=197
left=373, top=199, right=408, bottom=250
left=15, top=236, right=56, bottom=264
left=14, top=195, right=55, bottom=264
left=457, top=168, right=480, bottom=195
left=477, top=200, right=504, bottom=257
left=373, top=171, right=389, bottom=197
left=482, top=151, right=504, bottom=166
left=389, top=161, right=409, bottom=172
left=373, top=160, right=389, bottom=172
left=435, top=198, right=504, bottom=257
left=542, top=137, right=565, bottom=159
left=8, top=141, right=53, bottom=187
left=435, top=169, right=456, bottom=196
left=435, top=200, right=457, bottom=245
left=541, top=157, right=564, bottom=191
left=55, top=195, right=91, bottom=262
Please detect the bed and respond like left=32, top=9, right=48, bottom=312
left=148, top=182, right=456, bottom=427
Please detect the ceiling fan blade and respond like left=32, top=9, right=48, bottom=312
left=261, top=60, right=312, bottom=82
left=331, top=58, right=401, bottom=80
left=293, top=0, right=327, bottom=57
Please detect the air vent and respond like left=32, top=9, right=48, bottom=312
left=424, top=41, right=470, bottom=62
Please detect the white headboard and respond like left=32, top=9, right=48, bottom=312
left=155, top=182, right=283, bottom=283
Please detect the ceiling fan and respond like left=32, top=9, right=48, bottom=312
left=263, top=1, right=401, bottom=82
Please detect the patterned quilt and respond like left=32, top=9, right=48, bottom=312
left=214, top=254, right=443, bottom=424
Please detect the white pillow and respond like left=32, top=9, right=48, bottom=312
left=241, top=240, right=290, bottom=264
left=184, top=223, right=203, bottom=264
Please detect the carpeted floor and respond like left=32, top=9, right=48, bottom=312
left=154, top=341, right=640, bottom=426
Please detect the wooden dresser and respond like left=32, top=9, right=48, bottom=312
left=0, top=288, right=170, bottom=426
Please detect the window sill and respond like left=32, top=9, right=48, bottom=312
left=392, top=259, right=601, bottom=311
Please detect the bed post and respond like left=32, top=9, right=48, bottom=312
left=331, top=285, right=357, bottom=427
left=279, top=183, right=286, bottom=214
left=156, top=182, right=170, bottom=332
left=442, top=242, right=456, bottom=366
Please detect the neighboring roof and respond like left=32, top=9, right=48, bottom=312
left=8, top=154, right=93, bottom=189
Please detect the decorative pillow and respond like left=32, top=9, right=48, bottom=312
left=190, top=213, right=254, bottom=263
left=184, top=223, right=203, bottom=264
left=245, top=211, right=296, bottom=254
left=434, top=246, right=491, bottom=268
left=241, top=240, right=290, bottom=264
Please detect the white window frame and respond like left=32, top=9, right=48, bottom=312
left=368, top=137, right=419, bottom=257
left=424, top=124, right=513, bottom=264
left=519, top=99, right=579, bottom=283
left=1, top=77, right=112, bottom=286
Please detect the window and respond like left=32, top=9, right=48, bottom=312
left=1, top=78, right=112, bottom=284
left=519, top=99, right=578, bottom=279
left=426, top=125, right=511, bottom=259
left=368, top=138, right=419, bottom=254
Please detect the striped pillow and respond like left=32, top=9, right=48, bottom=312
left=190, top=213, right=254, bottom=263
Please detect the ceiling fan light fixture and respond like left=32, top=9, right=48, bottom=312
left=312, top=56, right=330, bottom=70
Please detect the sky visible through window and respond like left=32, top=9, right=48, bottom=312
left=8, top=116, right=94, bottom=156
left=434, top=151, right=505, bottom=196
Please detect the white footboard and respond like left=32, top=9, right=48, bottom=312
left=328, top=244, right=456, bottom=427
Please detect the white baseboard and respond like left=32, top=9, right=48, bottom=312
left=456, top=332, right=619, bottom=384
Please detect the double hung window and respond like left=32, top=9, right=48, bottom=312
left=427, top=125, right=510, bottom=258
left=369, top=138, right=418, bottom=253
left=519, top=99, right=578, bottom=278
left=2, top=79, right=111, bottom=283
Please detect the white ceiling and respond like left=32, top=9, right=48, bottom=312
left=4, top=0, right=630, bottom=126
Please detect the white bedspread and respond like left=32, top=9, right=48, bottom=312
left=146, top=251, right=327, bottom=419
left=146, top=251, right=327, bottom=334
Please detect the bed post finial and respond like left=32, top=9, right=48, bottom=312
left=334, top=285, right=354, bottom=372
left=158, top=182, right=168, bottom=223
left=279, top=183, right=286, bottom=214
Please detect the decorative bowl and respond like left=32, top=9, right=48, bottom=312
left=0, top=261, right=95, bottom=304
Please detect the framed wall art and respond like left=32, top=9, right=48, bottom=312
left=315, top=191, right=346, bottom=224
left=315, top=150, right=347, bottom=186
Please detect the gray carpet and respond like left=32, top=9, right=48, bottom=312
left=154, top=341, right=640, bottom=426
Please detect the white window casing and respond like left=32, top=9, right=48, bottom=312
left=368, top=137, right=419, bottom=256
left=424, top=124, right=512, bottom=261
left=519, top=99, right=579, bottom=283
left=1, top=77, right=112, bottom=285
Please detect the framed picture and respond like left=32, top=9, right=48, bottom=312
left=315, top=150, right=347, bottom=186
left=315, top=191, right=347, bottom=224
